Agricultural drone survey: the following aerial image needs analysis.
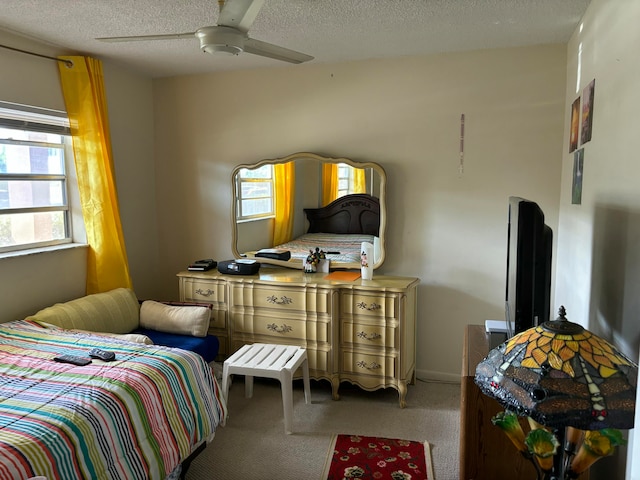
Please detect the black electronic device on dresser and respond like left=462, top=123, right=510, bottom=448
left=217, top=259, right=260, bottom=275
left=188, top=259, right=217, bottom=271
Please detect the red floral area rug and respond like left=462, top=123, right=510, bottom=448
left=322, top=434, right=434, bottom=480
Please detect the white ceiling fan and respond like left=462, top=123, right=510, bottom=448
left=96, top=0, right=313, bottom=64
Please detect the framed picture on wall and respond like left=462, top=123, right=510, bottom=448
left=572, top=148, right=584, bottom=205
left=569, top=97, right=580, bottom=153
left=581, top=79, right=596, bottom=144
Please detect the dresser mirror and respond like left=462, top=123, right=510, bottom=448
left=231, top=152, right=386, bottom=270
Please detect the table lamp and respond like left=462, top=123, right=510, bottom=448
left=474, top=306, right=637, bottom=480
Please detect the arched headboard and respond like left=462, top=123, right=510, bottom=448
left=304, top=194, right=380, bottom=236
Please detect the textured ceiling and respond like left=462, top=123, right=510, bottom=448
left=0, top=0, right=590, bottom=78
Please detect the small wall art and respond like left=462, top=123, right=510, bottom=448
left=581, top=79, right=596, bottom=145
left=569, top=97, right=580, bottom=153
left=572, top=148, right=584, bottom=205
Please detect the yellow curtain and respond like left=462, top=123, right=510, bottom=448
left=272, top=162, right=295, bottom=246
left=322, top=163, right=339, bottom=206
left=58, top=56, right=132, bottom=294
left=353, top=167, right=366, bottom=193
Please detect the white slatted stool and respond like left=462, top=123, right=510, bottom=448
left=221, top=343, right=311, bottom=434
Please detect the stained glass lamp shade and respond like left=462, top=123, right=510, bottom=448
left=474, top=307, right=637, bottom=479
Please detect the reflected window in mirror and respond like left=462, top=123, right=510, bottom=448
left=235, top=164, right=274, bottom=221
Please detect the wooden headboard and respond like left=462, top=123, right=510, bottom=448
left=304, top=194, right=380, bottom=236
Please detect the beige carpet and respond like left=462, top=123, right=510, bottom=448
left=185, top=376, right=460, bottom=480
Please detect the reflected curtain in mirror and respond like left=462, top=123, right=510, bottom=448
left=272, top=161, right=295, bottom=245
left=353, top=167, right=366, bottom=194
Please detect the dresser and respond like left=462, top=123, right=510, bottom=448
left=178, top=268, right=419, bottom=407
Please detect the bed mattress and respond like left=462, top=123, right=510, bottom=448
left=274, top=232, right=376, bottom=263
left=0, top=320, right=226, bottom=480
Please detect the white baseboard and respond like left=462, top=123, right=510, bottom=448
left=415, top=368, right=460, bottom=384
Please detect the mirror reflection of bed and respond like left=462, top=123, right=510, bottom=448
left=231, top=152, right=386, bottom=270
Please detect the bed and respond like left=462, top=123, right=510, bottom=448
left=251, top=193, right=381, bottom=266
left=0, top=319, right=226, bottom=480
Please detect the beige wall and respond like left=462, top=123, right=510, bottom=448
left=102, top=62, right=158, bottom=300
left=555, top=1, right=640, bottom=478
left=153, top=45, right=567, bottom=380
left=0, top=31, right=86, bottom=321
left=557, top=0, right=640, bottom=359
left=0, top=30, right=157, bottom=321
left=0, top=31, right=66, bottom=111
left=0, top=32, right=567, bottom=380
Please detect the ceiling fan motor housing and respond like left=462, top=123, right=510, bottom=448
left=196, top=26, right=246, bottom=55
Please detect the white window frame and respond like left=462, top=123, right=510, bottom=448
left=0, top=102, right=75, bottom=254
left=235, top=164, right=275, bottom=222
left=336, top=163, right=353, bottom=198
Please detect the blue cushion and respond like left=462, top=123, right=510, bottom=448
left=134, top=328, right=219, bottom=363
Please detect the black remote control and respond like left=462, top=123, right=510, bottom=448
left=89, top=348, right=116, bottom=362
left=54, top=354, right=92, bottom=366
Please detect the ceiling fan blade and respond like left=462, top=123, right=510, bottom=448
left=217, top=0, right=265, bottom=33
left=244, top=38, right=313, bottom=64
left=96, top=32, right=196, bottom=42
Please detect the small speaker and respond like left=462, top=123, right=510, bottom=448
left=217, top=259, right=260, bottom=275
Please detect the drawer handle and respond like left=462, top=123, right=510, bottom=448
left=195, top=288, right=215, bottom=297
left=357, top=360, right=381, bottom=370
left=357, top=301, right=381, bottom=311
left=267, top=323, right=293, bottom=334
left=357, top=331, right=382, bottom=341
left=266, top=295, right=293, bottom=305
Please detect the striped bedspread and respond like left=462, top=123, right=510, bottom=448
left=0, top=320, right=226, bottom=480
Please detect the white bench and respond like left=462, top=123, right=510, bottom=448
left=221, top=343, right=311, bottom=434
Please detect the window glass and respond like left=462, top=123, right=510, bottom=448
left=236, top=164, right=274, bottom=221
left=337, top=163, right=353, bottom=198
left=0, top=118, right=73, bottom=252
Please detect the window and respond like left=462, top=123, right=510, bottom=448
left=235, top=164, right=274, bottom=221
left=336, top=163, right=365, bottom=198
left=336, top=163, right=353, bottom=198
left=0, top=103, right=73, bottom=253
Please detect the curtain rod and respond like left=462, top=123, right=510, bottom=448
left=0, top=43, right=73, bottom=67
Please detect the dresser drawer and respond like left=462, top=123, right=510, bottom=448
left=230, top=284, right=331, bottom=315
left=340, top=292, right=397, bottom=320
left=208, top=309, right=227, bottom=330
left=232, top=313, right=330, bottom=343
left=181, top=279, right=226, bottom=305
left=341, top=321, right=397, bottom=349
left=341, top=350, right=397, bottom=378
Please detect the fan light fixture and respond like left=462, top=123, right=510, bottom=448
left=95, top=0, right=313, bottom=64
left=196, top=26, right=244, bottom=56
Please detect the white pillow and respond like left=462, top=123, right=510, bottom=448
left=139, top=300, right=210, bottom=337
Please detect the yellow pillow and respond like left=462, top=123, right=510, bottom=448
left=28, top=288, right=140, bottom=334
left=139, top=301, right=210, bottom=337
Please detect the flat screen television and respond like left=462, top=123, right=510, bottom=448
left=505, top=196, right=553, bottom=337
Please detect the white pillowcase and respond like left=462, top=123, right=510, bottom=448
left=139, top=300, right=211, bottom=337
